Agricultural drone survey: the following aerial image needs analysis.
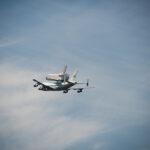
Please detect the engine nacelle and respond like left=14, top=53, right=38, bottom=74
left=77, top=89, right=83, bottom=93
left=38, top=85, right=43, bottom=90
left=34, top=84, right=38, bottom=87
left=63, top=90, right=68, bottom=93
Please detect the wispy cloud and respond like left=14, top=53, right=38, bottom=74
left=0, top=38, right=24, bottom=47
left=0, top=0, right=150, bottom=149
left=0, top=63, right=101, bottom=150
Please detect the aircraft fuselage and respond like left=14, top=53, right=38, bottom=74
left=38, top=81, right=76, bottom=92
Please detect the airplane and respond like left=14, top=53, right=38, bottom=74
left=33, top=70, right=92, bottom=93
left=46, top=65, right=69, bottom=82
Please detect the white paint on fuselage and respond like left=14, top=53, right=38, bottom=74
left=43, top=81, right=75, bottom=91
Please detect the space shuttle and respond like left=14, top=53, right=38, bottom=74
left=46, top=65, right=69, bottom=82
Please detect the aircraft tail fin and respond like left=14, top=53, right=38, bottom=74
left=69, top=70, right=78, bottom=83
left=60, top=65, right=67, bottom=75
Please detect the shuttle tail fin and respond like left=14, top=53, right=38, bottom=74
left=60, top=65, right=67, bottom=75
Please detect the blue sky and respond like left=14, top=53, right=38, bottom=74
left=0, top=0, right=150, bottom=150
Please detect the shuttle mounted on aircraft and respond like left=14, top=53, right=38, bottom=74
left=46, top=65, right=69, bottom=82
left=33, top=66, right=93, bottom=93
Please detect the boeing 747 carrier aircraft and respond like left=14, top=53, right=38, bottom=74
left=33, top=66, right=93, bottom=93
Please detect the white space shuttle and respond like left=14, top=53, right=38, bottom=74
left=46, top=65, right=69, bottom=82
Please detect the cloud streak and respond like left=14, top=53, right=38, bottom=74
left=0, top=38, right=24, bottom=47
left=0, top=63, right=101, bottom=150
left=0, top=0, right=150, bottom=149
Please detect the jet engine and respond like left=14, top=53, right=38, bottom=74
left=77, top=89, right=83, bottom=93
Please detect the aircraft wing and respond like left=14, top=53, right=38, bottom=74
left=69, top=87, right=94, bottom=93
left=70, top=87, right=94, bottom=90
left=33, top=79, right=54, bottom=90
left=33, top=79, right=44, bottom=85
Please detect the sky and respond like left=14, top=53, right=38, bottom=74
left=0, top=0, right=150, bottom=150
